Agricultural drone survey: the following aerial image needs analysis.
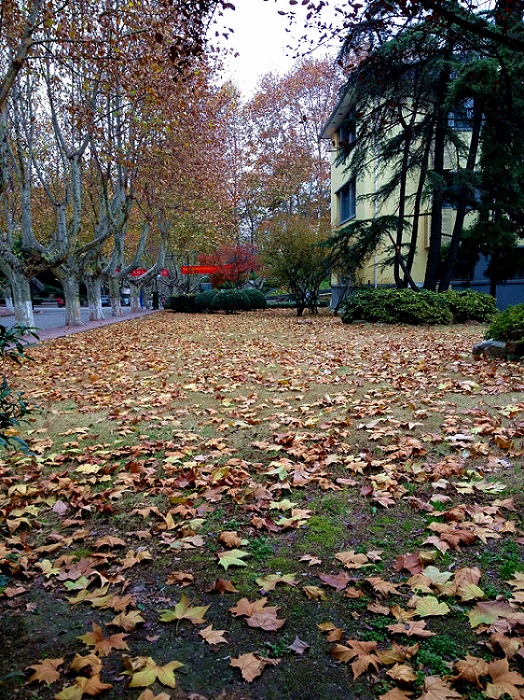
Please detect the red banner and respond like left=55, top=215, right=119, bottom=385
left=181, top=265, right=233, bottom=275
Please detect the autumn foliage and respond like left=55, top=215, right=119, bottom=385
left=197, top=243, right=260, bottom=287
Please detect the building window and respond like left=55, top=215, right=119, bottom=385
left=338, top=179, right=356, bottom=224
left=338, top=113, right=356, bottom=150
left=448, top=98, right=474, bottom=130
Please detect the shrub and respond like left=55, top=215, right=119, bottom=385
left=487, top=303, right=524, bottom=341
left=194, top=289, right=218, bottom=312
left=0, top=323, right=38, bottom=452
left=341, top=288, right=452, bottom=325
left=242, top=288, right=267, bottom=310
left=445, top=289, right=497, bottom=323
left=211, top=290, right=251, bottom=313
left=164, top=294, right=196, bottom=313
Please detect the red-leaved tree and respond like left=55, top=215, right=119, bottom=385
left=197, top=244, right=260, bottom=287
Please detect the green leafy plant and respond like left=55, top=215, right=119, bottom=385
left=445, top=289, right=497, bottom=323
left=194, top=289, right=218, bottom=312
left=242, top=288, right=267, bottom=310
left=164, top=294, right=197, bottom=313
left=486, top=303, right=524, bottom=341
left=210, top=290, right=251, bottom=314
left=341, top=288, right=452, bottom=325
left=0, top=323, right=38, bottom=451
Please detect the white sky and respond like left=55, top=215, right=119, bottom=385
left=216, top=0, right=338, bottom=96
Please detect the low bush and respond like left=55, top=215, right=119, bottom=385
left=445, top=289, right=497, bottom=323
left=211, top=290, right=251, bottom=313
left=341, top=288, right=452, bottom=325
left=0, top=323, right=38, bottom=452
left=487, top=303, right=524, bottom=341
left=164, top=294, right=196, bottom=313
left=194, top=289, right=218, bottom=312
left=243, top=288, right=267, bottom=310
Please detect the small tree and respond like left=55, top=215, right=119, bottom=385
left=263, top=217, right=332, bottom=316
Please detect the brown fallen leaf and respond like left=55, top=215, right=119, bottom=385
left=229, top=653, right=279, bottom=682
left=78, top=623, right=129, bottom=657
left=198, top=625, right=228, bottom=645
left=26, top=658, right=64, bottom=685
left=287, top=636, right=310, bottom=654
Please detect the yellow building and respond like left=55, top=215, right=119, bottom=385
left=320, top=86, right=475, bottom=298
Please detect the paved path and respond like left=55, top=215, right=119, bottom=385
left=1, top=307, right=159, bottom=344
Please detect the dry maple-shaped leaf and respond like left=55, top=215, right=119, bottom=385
left=208, top=578, right=238, bottom=595
left=318, top=571, right=350, bottom=592
left=120, top=549, right=153, bottom=570
left=378, top=689, right=414, bottom=700
left=228, top=597, right=286, bottom=631
left=158, top=594, right=209, bottom=627
left=386, top=663, right=417, bottom=684
left=108, top=611, right=145, bottom=632
left=136, top=690, right=172, bottom=700
left=256, top=573, right=297, bottom=592
left=122, top=656, right=184, bottom=688
left=55, top=674, right=113, bottom=699
left=376, top=642, right=420, bottom=666
left=365, top=577, right=401, bottom=597
left=69, top=653, right=103, bottom=677
left=489, top=632, right=522, bottom=660
left=229, top=653, right=279, bottom=682
left=387, top=620, right=436, bottom=638
left=198, top=625, right=228, bottom=645
left=451, top=654, right=489, bottom=686
left=247, top=605, right=286, bottom=631
left=93, top=535, right=126, bottom=549
left=25, top=657, right=64, bottom=685
left=394, top=552, right=424, bottom=575
left=330, top=640, right=381, bottom=679
left=218, top=530, right=248, bottom=548
left=414, top=596, right=450, bottom=618
left=303, top=585, right=328, bottom=601
left=485, top=657, right=524, bottom=699
left=78, top=623, right=129, bottom=657
left=217, top=548, right=250, bottom=570
left=300, top=554, right=322, bottom=566
left=166, top=570, right=194, bottom=587
left=467, top=600, right=517, bottom=629
left=417, top=675, right=462, bottom=699
left=335, top=550, right=370, bottom=569
left=287, top=636, right=310, bottom=655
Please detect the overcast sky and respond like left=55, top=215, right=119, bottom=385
left=217, top=0, right=338, bottom=96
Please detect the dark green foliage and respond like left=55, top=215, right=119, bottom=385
left=487, top=304, right=524, bottom=342
left=194, top=289, right=218, bottom=312
left=341, top=288, right=452, bottom=325
left=444, top=289, right=497, bottom=323
left=0, top=324, right=38, bottom=451
left=210, top=290, right=251, bottom=313
left=242, top=288, right=267, bottom=310
left=164, top=294, right=197, bottom=313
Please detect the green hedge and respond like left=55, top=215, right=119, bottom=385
left=242, top=288, right=267, bottom=310
left=211, top=290, right=251, bottom=313
left=164, top=294, right=196, bottom=312
left=341, top=289, right=452, bottom=325
left=194, top=289, right=218, bottom=312
left=487, top=304, right=524, bottom=341
left=341, top=288, right=497, bottom=325
left=445, top=289, right=497, bottom=323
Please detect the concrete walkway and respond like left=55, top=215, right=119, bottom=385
left=20, top=308, right=159, bottom=344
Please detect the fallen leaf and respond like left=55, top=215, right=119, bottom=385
left=26, top=658, right=64, bottom=685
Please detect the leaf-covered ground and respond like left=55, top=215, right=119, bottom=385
left=1, top=309, right=524, bottom=700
